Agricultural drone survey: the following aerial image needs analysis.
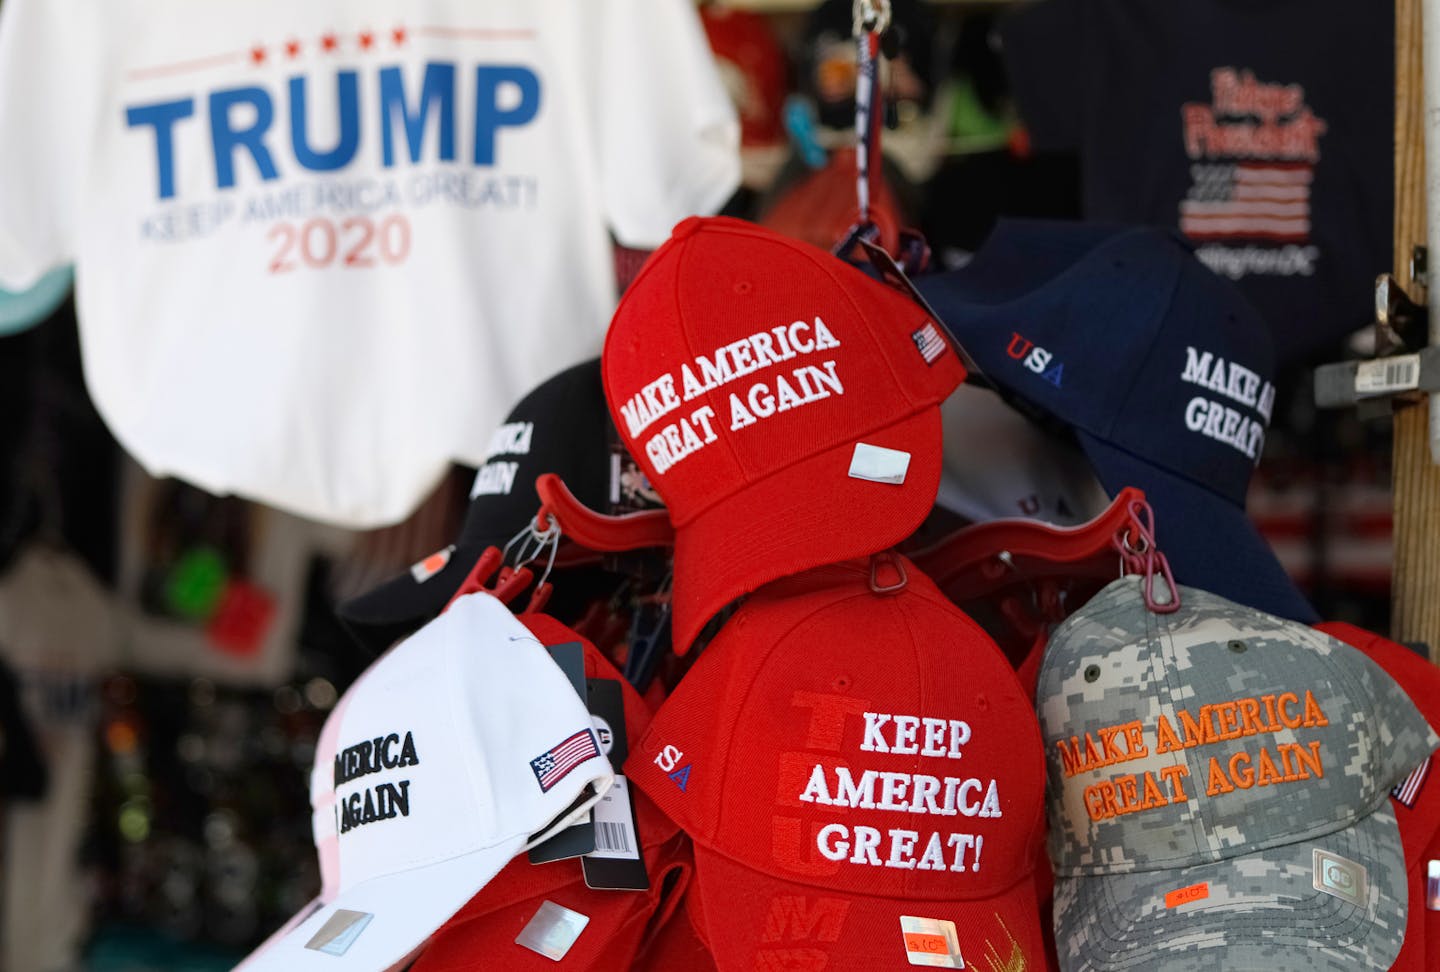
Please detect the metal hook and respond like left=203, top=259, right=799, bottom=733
left=853, top=0, right=892, bottom=35
left=530, top=521, right=561, bottom=591
left=502, top=514, right=560, bottom=571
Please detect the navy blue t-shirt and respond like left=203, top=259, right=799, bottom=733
left=1000, top=0, right=1393, bottom=364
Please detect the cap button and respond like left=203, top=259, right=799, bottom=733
left=671, top=216, right=704, bottom=241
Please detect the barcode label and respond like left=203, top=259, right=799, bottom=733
left=584, top=776, right=640, bottom=861
left=595, top=821, right=630, bottom=855
left=1355, top=354, right=1421, bottom=396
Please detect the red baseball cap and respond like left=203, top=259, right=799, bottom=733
left=1318, top=621, right=1440, bottom=972
left=603, top=217, right=965, bottom=654
left=626, top=556, right=1048, bottom=970
left=632, top=871, right=718, bottom=972
left=410, top=616, right=688, bottom=971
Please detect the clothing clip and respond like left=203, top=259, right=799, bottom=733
left=1114, top=499, right=1180, bottom=614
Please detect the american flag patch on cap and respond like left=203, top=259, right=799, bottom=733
left=912, top=322, right=946, bottom=365
left=530, top=730, right=601, bottom=793
left=1393, top=756, right=1431, bottom=808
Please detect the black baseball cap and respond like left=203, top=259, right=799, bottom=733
left=336, top=360, right=611, bottom=652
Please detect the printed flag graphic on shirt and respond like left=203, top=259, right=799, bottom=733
left=1180, top=164, right=1314, bottom=242
left=531, top=730, right=601, bottom=792
left=1178, top=68, right=1325, bottom=246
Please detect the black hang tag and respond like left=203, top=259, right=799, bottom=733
left=855, top=236, right=989, bottom=386
left=586, top=678, right=629, bottom=766
left=546, top=642, right=587, bottom=698
left=528, top=643, right=597, bottom=864
left=603, top=413, right=671, bottom=580
left=582, top=678, right=649, bottom=891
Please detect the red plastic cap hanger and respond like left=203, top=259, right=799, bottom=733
left=533, top=473, right=674, bottom=552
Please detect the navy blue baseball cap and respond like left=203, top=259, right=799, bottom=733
left=916, top=220, right=1317, bottom=623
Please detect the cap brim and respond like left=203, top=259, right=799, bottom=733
left=690, top=845, right=1047, bottom=968
left=1074, top=432, right=1318, bottom=624
left=336, top=541, right=490, bottom=654
left=670, top=406, right=943, bottom=654
left=1054, top=803, right=1408, bottom=971
left=412, top=804, right=689, bottom=970
left=235, top=833, right=525, bottom=972
left=411, top=876, right=654, bottom=971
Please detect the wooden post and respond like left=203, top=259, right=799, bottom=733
left=1391, top=0, right=1440, bottom=658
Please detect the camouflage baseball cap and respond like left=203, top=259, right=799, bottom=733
left=1037, top=577, right=1439, bottom=970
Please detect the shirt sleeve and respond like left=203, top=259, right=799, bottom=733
left=0, top=0, right=98, bottom=288
left=999, top=0, right=1086, bottom=153
left=591, top=0, right=741, bottom=248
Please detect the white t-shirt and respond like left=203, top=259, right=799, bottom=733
left=0, top=0, right=738, bottom=527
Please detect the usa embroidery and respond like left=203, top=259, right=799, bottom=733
left=531, top=730, right=601, bottom=792
left=1393, top=755, right=1431, bottom=808
left=911, top=323, right=947, bottom=365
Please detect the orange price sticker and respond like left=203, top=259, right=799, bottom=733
left=1165, top=882, right=1210, bottom=908
left=904, top=933, right=950, bottom=955
left=900, top=915, right=962, bottom=968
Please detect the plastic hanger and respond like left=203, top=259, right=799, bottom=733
left=909, top=486, right=1180, bottom=616
left=439, top=525, right=556, bottom=617
left=533, top=473, right=674, bottom=552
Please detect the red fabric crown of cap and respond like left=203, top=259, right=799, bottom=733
left=602, top=216, right=965, bottom=654
left=625, top=558, right=1048, bottom=970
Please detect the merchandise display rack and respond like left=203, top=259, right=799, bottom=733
left=1390, top=0, right=1440, bottom=659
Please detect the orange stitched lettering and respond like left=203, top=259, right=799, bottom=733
left=1084, top=769, right=1191, bottom=821
left=1154, top=715, right=1184, bottom=754
left=1215, top=701, right=1242, bottom=739
left=1277, top=692, right=1302, bottom=729
left=1236, top=697, right=1264, bottom=735
left=1124, top=722, right=1149, bottom=758
left=1302, top=690, right=1329, bottom=727
left=1179, top=708, right=1218, bottom=747
left=1229, top=751, right=1254, bottom=788
left=1260, top=694, right=1281, bottom=731
left=1254, top=746, right=1284, bottom=786
left=1289, top=740, right=1324, bottom=779
left=1206, top=756, right=1235, bottom=796
left=1159, top=765, right=1190, bottom=802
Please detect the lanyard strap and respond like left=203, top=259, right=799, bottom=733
left=851, top=0, right=890, bottom=227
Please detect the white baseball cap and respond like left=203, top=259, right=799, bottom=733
left=937, top=383, right=1111, bottom=526
left=235, top=592, right=614, bottom=972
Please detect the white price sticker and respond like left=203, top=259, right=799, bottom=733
left=586, top=776, right=640, bottom=861
left=900, top=915, right=965, bottom=968
left=516, top=901, right=590, bottom=960
left=1355, top=354, right=1421, bottom=396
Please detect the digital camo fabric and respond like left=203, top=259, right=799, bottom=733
left=1036, top=577, right=1438, bottom=970
left=1039, top=577, right=1437, bottom=874
left=1052, top=804, right=1406, bottom=971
